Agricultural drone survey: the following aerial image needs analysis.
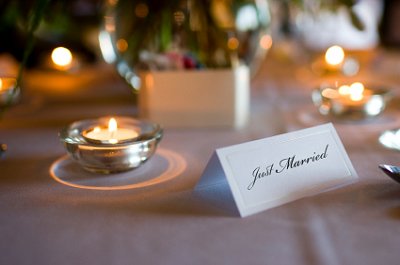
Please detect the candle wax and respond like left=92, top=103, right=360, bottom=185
left=83, top=126, right=139, bottom=144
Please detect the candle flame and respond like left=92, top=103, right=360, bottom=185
left=350, top=82, right=364, bottom=94
left=51, top=47, right=73, bottom=68
left=108, top=118, right=118, bottom=132
left=349, top=82, right=365, bottom=101
left=0, top=78, right=2, bottom=91
left=338, top=85, right=351, bottom=95
left=350, top=93, right=363, bottom=101
left=325, top=45, right=345, bottom=66
left=321, top=88, right=339, bottom=99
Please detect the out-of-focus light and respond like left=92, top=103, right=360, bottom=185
left=51, top=47, right=73, bottom=70
left=99, top=31, right=117, bottom=64
left=0, top=78, right=16, bottom=92
left=321, top=87, right=339, bottom=99
left=348, top=82, right=365, bottom=101
left=325, top=45, right=345, bottom=66
left=350, top=92, right=363, bottom=101
left=144, top=73, right=154, bottom=90
left=236, top=5, right=258, bottom=31
left=342, top=57, right=359, bottom=76
left=350, top=82, right=365, bottom=94
left=259, top=34, right=272, bottom=50
left=130, top=75, right=141, bottom=90
left=104, top=16, right=116, bottom=32
left=366, top=97, right=384, bottom=115
left=227, top=37, right=239, bottom=50
left=116, top=39, right=128, bottom=52
left=135, top=3, right=149, bottom=18
left=338, top=85, right=351, bottom=95
left=173, top=11, right=185, bottom=25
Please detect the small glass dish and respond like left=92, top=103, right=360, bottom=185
left=59, top=116, right=163, bottom=173
left=312, top=82, right=392, bottom=120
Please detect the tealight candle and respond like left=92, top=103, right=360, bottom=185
left=50, top=47, right=79, bottom=71
left=60, top=116, right=163, bottom=173
left=312, top=81, right=392, bottom=119
left=311, top=45, right=359, bottom=76
left=325, top=45, right=345, bottom=70
left=0, top=77, right=19, bottom=106
left=82, top=117, right=139, bottom=144
left=335, top=82, right=372, bottom=106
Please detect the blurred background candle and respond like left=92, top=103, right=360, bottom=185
left=48, top=46, right=83, bottom=72
left=336, top=82, right=369, bottom=103
left=51, top=47, right=73, bottom=71
left=312, top=81, right=392, bottom=119
left=311, top=45, right=359, bottom=76
left=325, top=45, right=345, bottom=70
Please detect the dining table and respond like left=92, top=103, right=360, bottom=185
left=1, top=46, right=400, bottom=265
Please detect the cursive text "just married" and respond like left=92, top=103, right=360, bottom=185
left=247, top=144, right=329, bottom=190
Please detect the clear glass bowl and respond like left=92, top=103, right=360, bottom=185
left=312, top=83, right=392, bottom=119
left=59, top=116, right=163, bottom=173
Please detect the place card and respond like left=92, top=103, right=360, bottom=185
left=195, top=123, right=358, bottom=217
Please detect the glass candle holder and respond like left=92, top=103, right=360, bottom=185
left=59, top=116, right=163, bottom=173
left=312, top=82, right=392, bottom=119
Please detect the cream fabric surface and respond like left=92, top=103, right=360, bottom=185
left=0, top=52, right=399, bottom=265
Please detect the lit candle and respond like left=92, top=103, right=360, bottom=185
left=319, top=81, right=373, bottom=113
left=0, top=77, right=18, bottom=106
left=314, top=81, right=391, bottom=118
left=82, top=117, right=139, bottom=144
left=336, top=82, right=371, bottom=106
left=312, top=45, right=359, bottom=76
left=325, top=45, right=345, bottom=70
left=51, top=47, right=73, bottom=71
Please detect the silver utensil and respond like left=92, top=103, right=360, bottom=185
left=379, top=164, right=400, bottom=184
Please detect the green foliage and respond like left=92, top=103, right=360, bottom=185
left=0, top=0, right=51, bottom=116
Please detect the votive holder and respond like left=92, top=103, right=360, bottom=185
left=311, top=82, right=392, bottom=119
left=59, top=116, right=163, bottom=173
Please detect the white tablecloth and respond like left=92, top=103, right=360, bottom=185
left=1, top=50, right=399, bottom=265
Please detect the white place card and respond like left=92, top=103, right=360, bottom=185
left=195, top=123, right=358, bottom=217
